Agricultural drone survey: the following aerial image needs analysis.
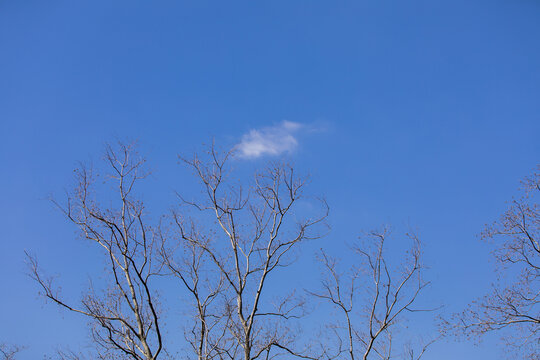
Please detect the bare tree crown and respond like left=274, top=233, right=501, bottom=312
left=27, top=142, right=163, bottom=360
left=448, top=168, right=539, bottom=358
left=309, top=228, right=437, bottom=360
left=165, top=145, right=329, bottom=360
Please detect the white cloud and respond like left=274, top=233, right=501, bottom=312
left=236, top=121, right=303, bottom=159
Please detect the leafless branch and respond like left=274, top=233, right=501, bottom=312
left=0, top=344, right=24, bottom=360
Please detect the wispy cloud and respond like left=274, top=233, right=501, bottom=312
left=236, top=121, right=303, bottom=159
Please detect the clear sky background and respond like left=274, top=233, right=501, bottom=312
left=1, top=1, right=539, bottom=359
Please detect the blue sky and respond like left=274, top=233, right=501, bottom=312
left=0, top=0, right=539, bottom=358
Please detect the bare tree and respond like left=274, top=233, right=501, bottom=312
left=309, top=228, right=436, bottom=360
left=170, top=146, right=328, bottom=360
left=448, top=168, right=539, bottom=358
left=27, top=142, right=163, bottom=360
